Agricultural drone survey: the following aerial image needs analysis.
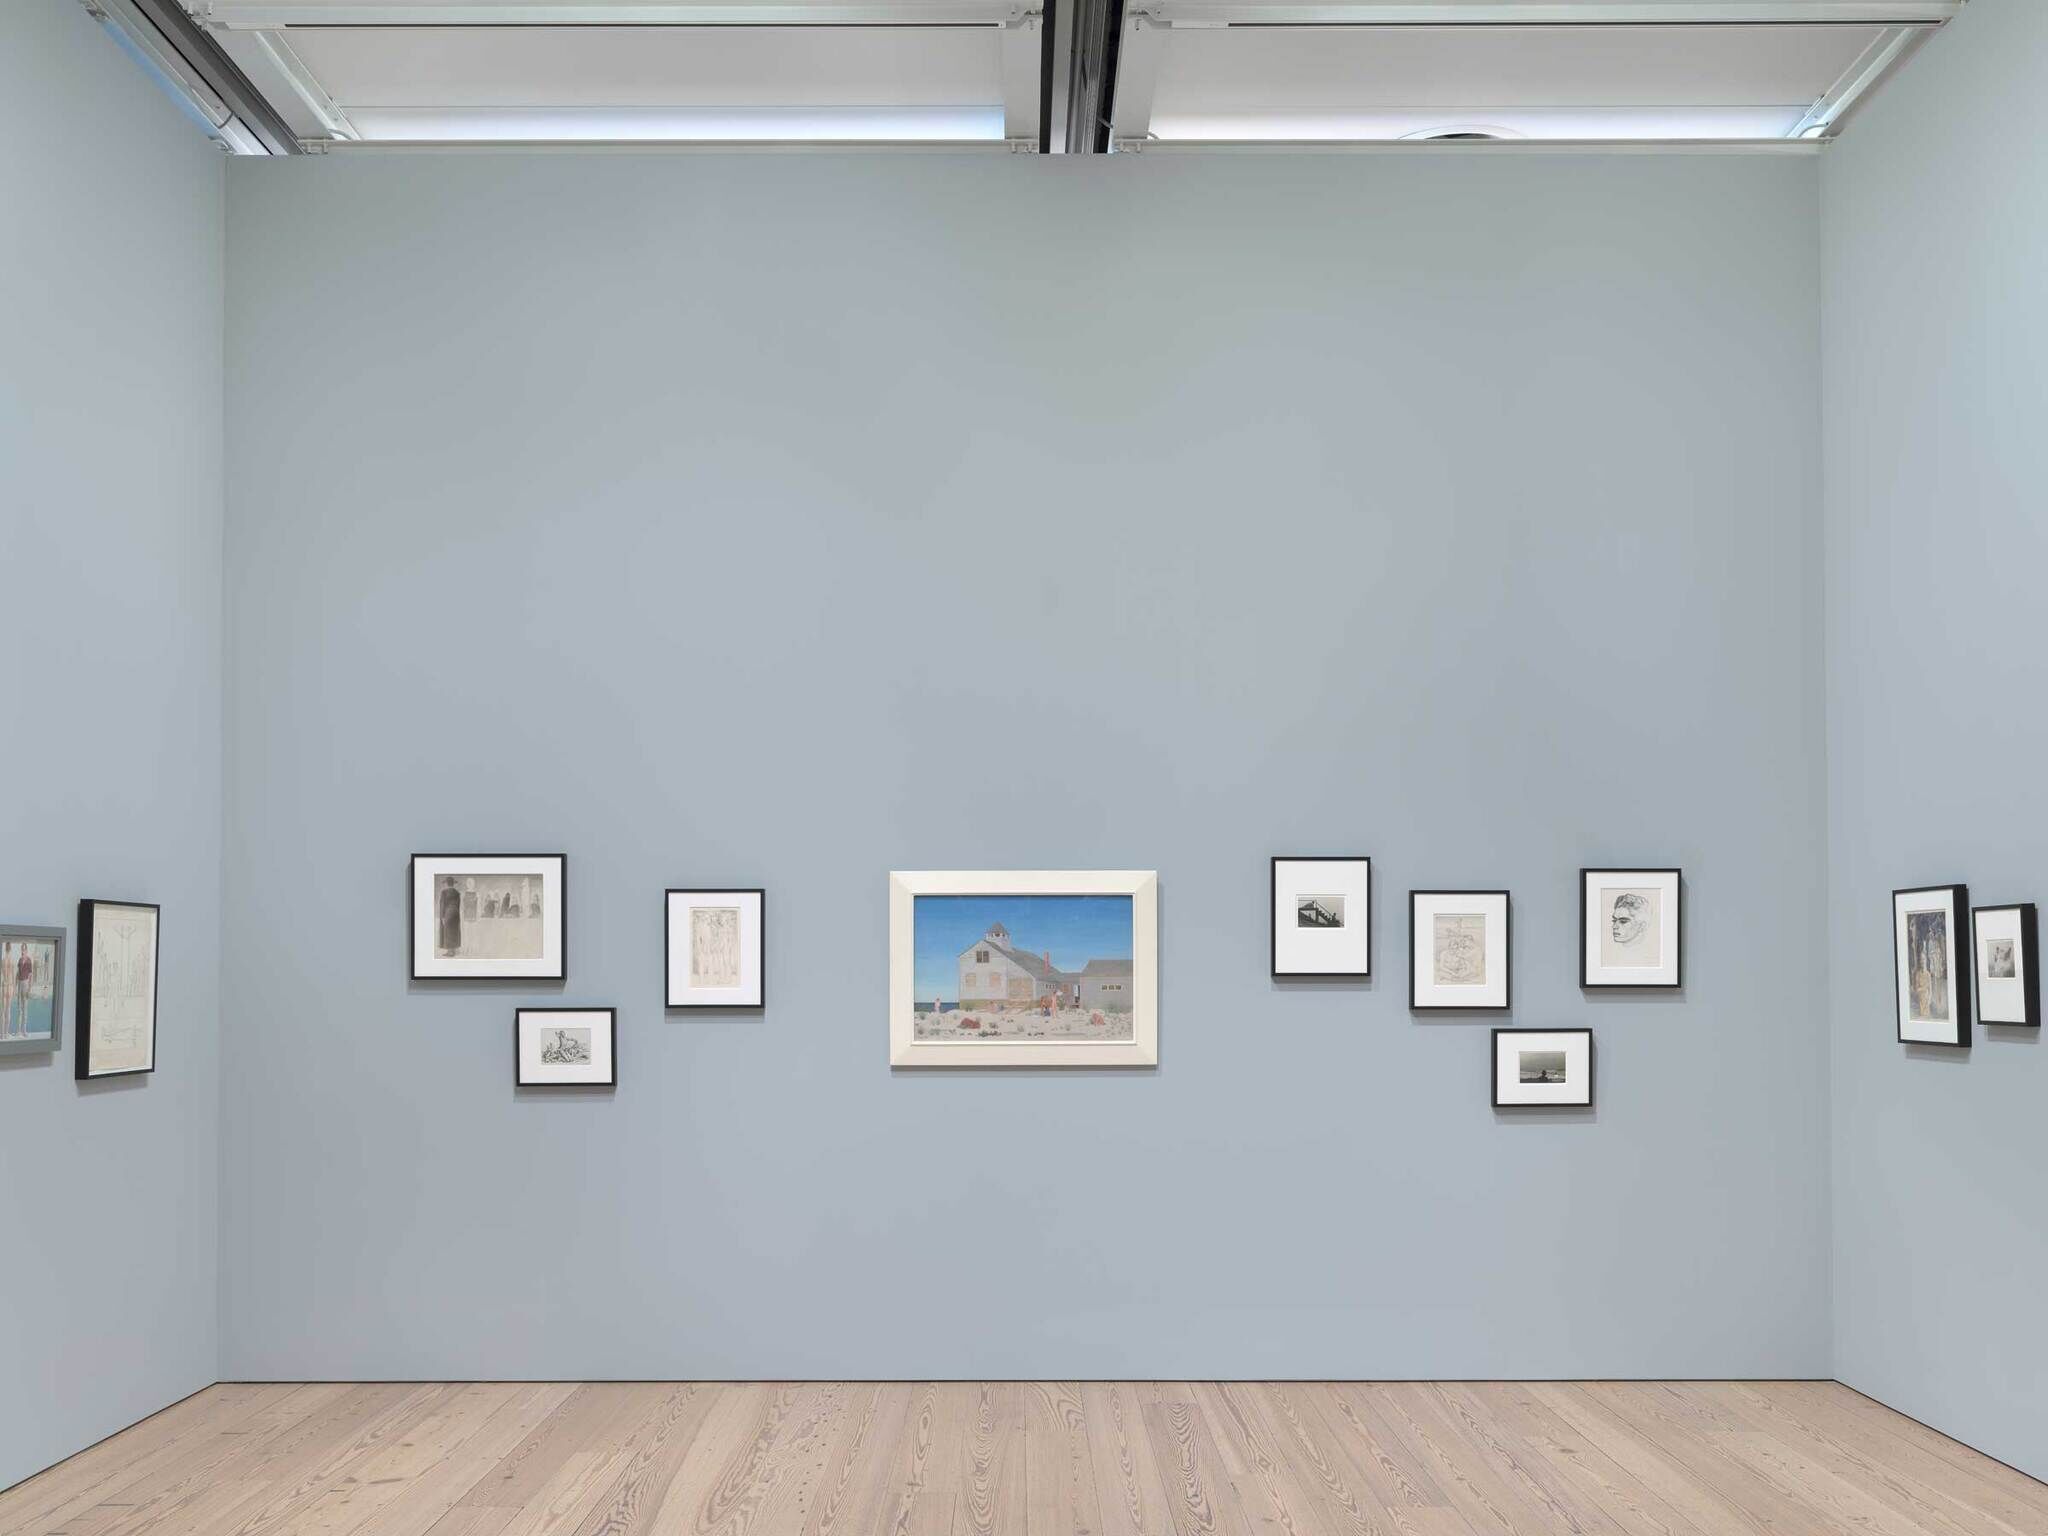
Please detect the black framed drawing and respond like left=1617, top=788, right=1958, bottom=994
left=0, top=923, right=65, bottom=1058
left=665, top=889, right=765, bottom=1009
left=1492, top=1028, right=1593, bottom=1108
left=1970, top=902, right=2037, bottom=1029
left=1272, top=856, right=1371, bottom=978
left=410, top=854, right=566, bottom=981
left=1410, top=890, right=1510, bottom=1011
left=1893, top=884, right=1971, bottom=1047
left=76, top=900, right=159, bottom=1080
left=515, top=1007, right=616, bottom=1087
left=1580, top=868, right=1682, bottom=989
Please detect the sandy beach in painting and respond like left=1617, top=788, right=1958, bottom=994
left=914, top=1007, right=1134, bottom=1043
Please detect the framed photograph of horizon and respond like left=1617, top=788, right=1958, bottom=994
left=1971, top=903, right=2038, bottom=1028
left=1272, top=857, right=1371, bottom=978
left=889, top=871, right=1158, bottom=1067
left=1894, top=884, right=1971, bottom=1047
left=665, top=889, right=764, bottom=1009
left=1493, top=1028, right=1593, bottom=1108
left=0, top=924, right=65, bottom=1058
left=1580, top=868, right=1682, bottom=989
left=1410, top=890, right=1510, bottom=1011
left=410, top=854, right=565, bottom=981
left=77, top=900, right=158, bottom=1080
left=515, top=1007, right=616, bottom=1087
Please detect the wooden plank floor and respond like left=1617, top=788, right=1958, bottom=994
left=4, top=1381, right=2042, bottom=1536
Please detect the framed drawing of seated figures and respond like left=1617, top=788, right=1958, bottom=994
left=1971, top=902, right=2039, bottom=1028
left=1580, top=868, right=1681, bottom=989
left=1893, top=884, right=1971, bottom=1047
left=666, top=889, right=764, bottom=1009
left=1410, top=891, right=1510, bottom=1011
left=515, top=1007, right=615, bottom=1087
left=411, top=854, right=566, bottom=981
left=0, top=923, right=65, bottom=1058
left=77, top=900, right=158, bottom=1079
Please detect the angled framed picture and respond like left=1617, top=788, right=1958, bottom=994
left=1894, top=884, right=1971, bottom=1047
left=665, top=889, right=764, bottom=1009
left=1272, top=856, right=1371, bottom=978
left=76, top=900, right=158, bottom=1080
left=515, top=1007, right=616, bottom=1087
left=1410, top=890, right=1510, bottom=1011
left=1580, top=868, right=1681, bottom=989
left=410, top=854, right=565, bottom=981
left=0, top=924, right=65, bottom=1058
left=889, top=870, right=1157, bottom=1067
left=1972, top=903, right=2039, bottom=1028
left=1493, top=1028, right=1593, bottom=1109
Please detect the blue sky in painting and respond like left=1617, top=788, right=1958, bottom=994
left=913, top=894, right=1133, bottom=1006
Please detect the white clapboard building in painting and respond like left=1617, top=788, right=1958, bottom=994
left=1078, top=958, right=1134, bottom=1013
left=956, top=921, right=1134, bottom=1013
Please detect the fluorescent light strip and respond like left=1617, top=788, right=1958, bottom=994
left=343, top=105, right=1008, bottom=141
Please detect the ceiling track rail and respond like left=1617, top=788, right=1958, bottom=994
left=1123, top=2, right=1962, bottom=24
left=81, top=0, right=301, bottom=151
left=1061, top=0, right=1125, bottom=149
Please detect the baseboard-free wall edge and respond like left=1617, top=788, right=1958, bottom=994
left=0, top=1381, right=217, bottom=1498
left=1831, top=1378, right=2048, bottom=1488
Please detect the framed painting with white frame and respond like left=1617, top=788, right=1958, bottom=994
left=1580, top=868, right=1681, bottom=989
left=76, top=899, right=158, bottom=1080
left=1970, top=901, right=2036, bottom=1029
left=889, top=870, right=1157, bottom=1067
left=1493, top=1028, right=1592, bottom=1109
left=515, top=1007, right=616, bottom=1087
left=410, top=854, right=565, bottom=981
left=666, top=889, right=764, bottom=1009
left=0, top=923, right=65, bottom=1058
left=1894, top=883, right=1971, bottom=1047
left=1410, top=890, right=1509, bottom=1011
left=1272, top=856, right=1371, bottom=978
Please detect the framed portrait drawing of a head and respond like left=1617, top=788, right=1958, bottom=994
left=889, top=870, right=1157, bottom=1067
left=1410, top=891, right=1509, bottom=1011
left=1272, top=857, right=1371, bottom=978
left=1493, top=1028, right=1593, bottom=1109
left=411, top=855, right=565, bottom=981
left=1894, top=884, right=1971, bottom=1047
left=515, top=1007, right=616, bottom=1087
left=77, top=900, right=158, bottom=1080
left=0, top=924, right=65, bottom=1058
left=1580, top=868, right=1681, bottom=989
left=1971, top=903, right=2038, bottom=1029
left=666, top=889, right=764, bottom=1009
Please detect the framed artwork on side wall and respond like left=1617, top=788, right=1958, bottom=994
left=0, top=924, right=65, bottom=1057
left=665, top=889, right=764, bottom=1009
left=1893, top=884, right=1971, bottom=1047
left=1409, top=890, right=1510, bottom=1011
left=1493, top=1028, right=1593, bottom=1108
left=77, top=900, right=158, bottom=1080
left=1580, top=868, right=1681, bottom=989
left=411, top=854, right=566, bottom=981
left=1970, top=902, right=2038, bottom=1028
left=1272, top=857, right=1371, bottom=978
left=515, top=1007, right=616, bottom=1087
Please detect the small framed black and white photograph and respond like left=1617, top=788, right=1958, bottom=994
left=1272, top=857, right=1371, bottom=978
left=515, top=1007, right=616, bottom=1087
left=1410, top=890, right=1510, bottom=1011
left=76, top=899, right=159, bottom=1080
left=411, top=854, right=565, bottom=981
left=1580, top=868, right=1681, bottom=989
left=1970, top=902, right=2036, bottom=1029
left=665, top=889, right=764, bottom=1009
left=1893, top=884, right=1971, bottom=1047
left=1492, top=1028, right=1593, bottom=1109
left=0, top=923, right=65, bottom=1058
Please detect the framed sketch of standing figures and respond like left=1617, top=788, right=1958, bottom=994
left=0, top=924, right=65, bottom=1058
left=411, top=854, right=566, bottom=981
left=1894, top=884, right=1971, bottom=1047
left=1580, top=868, right=1681, bottom=989
left=77, top=900, right=158, bottom=1079
left=666, top=889, right=764, bottom=1009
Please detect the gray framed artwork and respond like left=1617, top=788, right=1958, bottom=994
left=0, top=924, right=65, bottom=1057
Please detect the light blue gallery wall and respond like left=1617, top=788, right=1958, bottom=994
left=220, top=151, right=1832, bottom=1382
left=0, top=0, right=225, bottom=1494
left=1822, top=0, right=2048, bottom=1483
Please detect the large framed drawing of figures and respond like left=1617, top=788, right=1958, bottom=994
left=889, top=870, right=1158, bottom=1067
left=77, top=900, right=158, bottom=1079
left=411, top=854, right=566, bottom=981
left=1894, top=883, right=1970, bottom=1047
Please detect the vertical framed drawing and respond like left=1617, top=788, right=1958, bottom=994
left=1271, top=857, right=1371, bottom=978
left=1970, top=902, right=2037, bottom=1029
left=0, top=924, right=65, bottom=1057
left=1893, top=884, right=1971, bottom=1047
left=515, top=1007, right=616, bottom=1087
left=1493, top=1028, right=1593, bottom=1109
left=76, top=900, right=158, bottom=1080
left=410, top=854, right=565, bottom=981
left=1580, top=868, right=1681, bottom=989
left=665, top=889, right=764, bottom=1009
left=889, top=870, right=1158, bottom=1067
left=1409, top=891, right=1510, bottom=1011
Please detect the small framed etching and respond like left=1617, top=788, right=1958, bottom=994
left=0, top=924, right=65, bottom=1058
left=666, top=889, right=765, bottom=1009
left=411, top=854, right=566, bottom=981
left=1410, top=891, right=1510, bottom=1011
left=1493, top=1028, right=1593, bottom=1109
left=1272, top=857, right=1371, bottom=978
left=1893, top=884, right=1971, bottom=1047
left=515, top=1007, right=616, bottom=1087
left=77, top=899, right=159, bottom=1080
left=1580, top=868, right=1681, bottom=989
left=1970, top=902, right=2036, bottom=1029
